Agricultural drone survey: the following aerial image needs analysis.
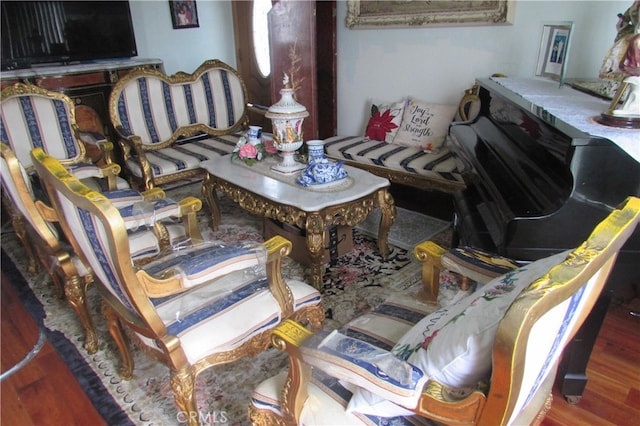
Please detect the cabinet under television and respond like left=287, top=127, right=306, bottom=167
left=1, top=58, right=164, bottom=140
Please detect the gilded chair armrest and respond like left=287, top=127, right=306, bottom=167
left=263, top=236, right=295, bottom=316
left=414, top=241, right=447, bottom=304
left=78, top=130, right=112, bottom=164
left=441, top=247, right=521, bottom=285
left=99, top=163, right=122, bottom=176
left=415, top=380, right=487, bottom=424
left=270, top=320, right=315, bottom=423
left=141, top=188, right=166, bottom=200
left=98, top=162, right=123, bottom=192
left=115, top=130, right=156, bottom=190
left=177, top=196, right=203, bottom=243
left=299, top=330, right=428, bottom=409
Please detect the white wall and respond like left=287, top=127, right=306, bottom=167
left=128, top=0, right=630, bottom=136
left=336, top=0, right=629, bottom=135
left=129, top=0, right=236, bottom=75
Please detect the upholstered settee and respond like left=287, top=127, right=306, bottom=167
left=324, top=135, right=465, bottom=193
left=324, top=86, right=480, bottom=193
left=109, top=59, right=254, bottom=190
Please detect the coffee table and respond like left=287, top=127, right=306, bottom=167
left=200, top=156, right=396, bottom=289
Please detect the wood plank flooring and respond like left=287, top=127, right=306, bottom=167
left=542, top=301, right=640, bottom=425
left=1, top=264, right=638, bottom=425
left=1, top=271, right=105, bottom=426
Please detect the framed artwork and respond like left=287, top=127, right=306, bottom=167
left=536, top=22, right=573, bottom=84
left=345, top=0, right=514, bottom=29
left=169, top=1, right=199, bottom=29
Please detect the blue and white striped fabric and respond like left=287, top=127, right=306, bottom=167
left=0, top=93, right=82, bottom=170
left=142, top=272, right=321, bottom=364
left=324, top=136, right=464, bottom=187
left=123, top=134, right=239, bottom=179
left=250, top=295, right=437, bottom=425
left=113, top=69, right=245, bottom=145
left=117, top=198, right=182, bottom=230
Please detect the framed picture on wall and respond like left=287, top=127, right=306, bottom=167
left=536, top=22, right=573, bottom=84
left=169, top=1, right=199, bottom=29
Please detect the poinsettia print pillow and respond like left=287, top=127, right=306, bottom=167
left=364, top=100, right=405, bottom=143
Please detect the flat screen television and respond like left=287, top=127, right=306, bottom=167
left=1, top=1, right=138, bottom=71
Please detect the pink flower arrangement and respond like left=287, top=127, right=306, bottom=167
left=238, top=143, right=258, bottom=160
left=231, top=135, right=275, bottom=166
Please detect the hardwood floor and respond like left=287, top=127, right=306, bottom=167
left=1, top=261, right=638, bottom=425
left=542, top=300, right=640, bottom=425
left=1, top=271, right=105, bottom=426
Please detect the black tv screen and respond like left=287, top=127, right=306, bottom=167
left=1, top=1, right=138, bottom=71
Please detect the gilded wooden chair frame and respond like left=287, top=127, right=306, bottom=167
left=108, top=59, right=252, bottom=190
left=0, top=83, right=122, bottom=191
left=1, top=142, right=98, bottom=353
left=249, top=196, right=640, bottom=425
left=32, top=147, right=325, bottom=426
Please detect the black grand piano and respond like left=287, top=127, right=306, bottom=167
left=449, top=77, right=640, bottom=402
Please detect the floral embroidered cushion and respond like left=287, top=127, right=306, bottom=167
left=346, top=251, right=569, bottom=417
left=363, top=99, right=405, bottom=143
left=392, top=98, right=457, bottom=153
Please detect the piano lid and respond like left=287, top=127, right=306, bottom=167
left=483, top=77, right=640, bottom=163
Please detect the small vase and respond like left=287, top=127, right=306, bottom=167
left=306, top=139, right=325, bottom=163
left=247, top=125, right=262, bottom=145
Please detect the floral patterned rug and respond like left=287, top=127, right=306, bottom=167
left=1, top=182, right=452, bottom=426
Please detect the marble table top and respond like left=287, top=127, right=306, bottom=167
left=200, top=156, right=390, bottom=212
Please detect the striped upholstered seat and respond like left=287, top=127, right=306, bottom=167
left=109, top=59, right=250, bottom=190
left=324, top=136, right=465, bottom=193
left=32, top=148, right=325, bottom=425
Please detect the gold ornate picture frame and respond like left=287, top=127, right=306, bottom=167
left=345, top=0, right=514, bottom=29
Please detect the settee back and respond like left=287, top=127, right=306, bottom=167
left=109, top=59, right=249, bottom=148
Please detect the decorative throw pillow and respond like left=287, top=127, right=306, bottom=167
left=364, top=99, right=405, bottom=143
left=392, top=98, right=457, bottom=153
left=347, top=251, right=569, bottom=417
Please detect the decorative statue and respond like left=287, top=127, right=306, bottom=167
left=613, top=33, right=640, bottom=118
left=598, top=1, right=640, bottom=127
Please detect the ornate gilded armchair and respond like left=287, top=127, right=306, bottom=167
left=1, top=143, right=205, bottom=353
left=0, top=82, right=127, bottom=192
left=249, top=197, right=640, bottom=425
left=1, top=142, right=99, bottom=352
left=31, top=148, right=325, bottom=426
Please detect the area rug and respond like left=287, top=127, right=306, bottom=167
left=1, top=183, right=452, bottom=426
left=356, top=206, right=451, bottom=250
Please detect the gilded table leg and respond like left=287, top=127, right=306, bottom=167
left=305, top=214, right=326, bottom=290
left=201, top=173, right=221, bottom=230
left=376, top=189, right=396, bottom=259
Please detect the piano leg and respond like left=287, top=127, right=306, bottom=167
left=558, top=292, right=611, bottom=404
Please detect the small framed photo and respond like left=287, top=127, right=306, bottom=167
left=536, top=22, right=573, bottom=84
left=169, top=1, right=199, bottom=29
